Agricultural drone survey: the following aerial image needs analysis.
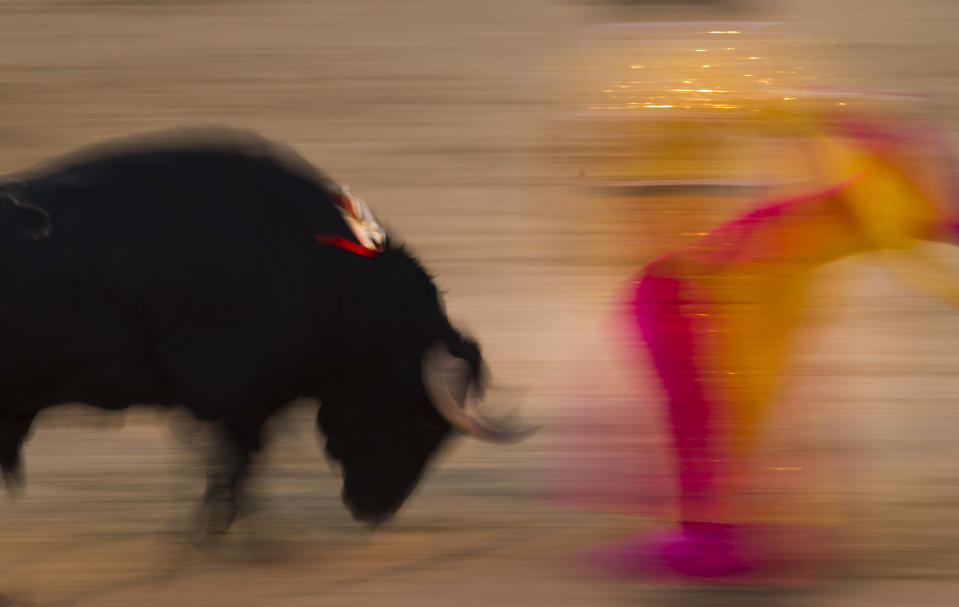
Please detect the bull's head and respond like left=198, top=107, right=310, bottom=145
left=311, top=232, right=536, bottom=524
left=319, top=333, right=533, bottom=525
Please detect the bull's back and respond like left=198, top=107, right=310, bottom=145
left=0, top=134, right=345, bottom=411
left=32, top=142, right=339, bottom=271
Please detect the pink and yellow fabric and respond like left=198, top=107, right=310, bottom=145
left=588, top=114, right=959, bottom=582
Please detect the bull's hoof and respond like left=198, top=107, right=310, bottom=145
left=2, top=466, right=24, bottom=499
left=196, top=492, right=239, bottom=538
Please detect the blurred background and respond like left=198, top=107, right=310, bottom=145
left=3, top=0, right=959, bottom=605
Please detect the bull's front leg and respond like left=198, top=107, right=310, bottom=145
left=0, top=412, right=37, bottom=498
left=197, top=418, right=261, bottom=536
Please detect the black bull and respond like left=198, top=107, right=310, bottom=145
left=0, top=129, right=528, bottom=533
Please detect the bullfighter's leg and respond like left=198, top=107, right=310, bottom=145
left=590, top=186, right=876, bottom=581
left=197, top=416, right=265, bottom=535
left=0, top=411, right=37, bottom=497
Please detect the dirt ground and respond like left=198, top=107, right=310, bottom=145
left=2, top=1, right=959, bottom=605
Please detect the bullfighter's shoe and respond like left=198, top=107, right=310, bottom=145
left=579, top=522, right=831, bottom=589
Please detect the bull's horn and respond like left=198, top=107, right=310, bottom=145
left=421, top=343, right=537, bottom=443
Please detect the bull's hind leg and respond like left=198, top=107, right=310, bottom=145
left=0, top=412, right=37, bottom=497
